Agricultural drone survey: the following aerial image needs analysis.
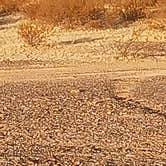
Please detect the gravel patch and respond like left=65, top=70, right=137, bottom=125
left=0, top=76, right=166, bottom=165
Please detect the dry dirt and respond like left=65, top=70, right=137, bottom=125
left=0, top=67, right=166, bottom=166
left=0, top=5, right=166, bottom=166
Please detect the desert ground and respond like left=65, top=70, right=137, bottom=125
left=0, top=1, right=166, bottom=165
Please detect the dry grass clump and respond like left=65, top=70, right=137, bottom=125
left=18, top=20, right=51, bottom=47
left=18, top=0, right=158, bottom=46
left=0, top=0, right=158, bottom=23
left=22, top=0, right=158, bottom=28
left=109, top=0, right=158, bottom=22
left=0, top=0, right=28, bottom=15
left=22, top=0, right=111, bottom=29
left=17, top=0, right=110, bottom=46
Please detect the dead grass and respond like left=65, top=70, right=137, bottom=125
left=26, top=1, right=158, bottom=46
left=0, top=0, right=28, bottom=14
left=18, top=20, right=52, bottom=47
left=0, top=0, right=159, bottom=23
left=109, top=0, right=158, bottom=22
left=21, top=0, right=159, bottom=29
left=22, top=0, right=109, bottom=28
left=1, top=0, right=159, bottom=46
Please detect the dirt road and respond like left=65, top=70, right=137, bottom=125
left=0, top=63, right=166, bottom=166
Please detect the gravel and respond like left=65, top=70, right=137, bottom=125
left=0, top=76, right=166, bottom=165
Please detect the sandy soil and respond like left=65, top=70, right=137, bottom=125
left=0, top=13, right=166, bottom=68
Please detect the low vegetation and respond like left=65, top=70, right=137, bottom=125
left=0, top=0, right=159, bottom=46
left=21, top=0, right=158, bottom=26
left=18, top=20, right=52, bottom=47
left=0, top=0, right=26, bottom=14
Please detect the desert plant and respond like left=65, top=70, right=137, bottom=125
left=22, top=0, right=110, bottom=28
left=18, top=20, right=51, bottom=47
left=0, top=0, right=29, bottom=14
left=107, top=0, right=158, bottom=22
left=21, top=0, right=158, bottom=29
left=115, top=27, right=147, bottom=60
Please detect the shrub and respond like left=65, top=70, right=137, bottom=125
left=17, top=0, right=158, bottom=46
left=18, top=20, right=51, bottom=47
left=21, top=0, right=158, bottom=28
left=0, top=0, right=28, bottom=14
left=108, top=0, right=158, bottom=22
left=22, top=0, right=109, bottom=28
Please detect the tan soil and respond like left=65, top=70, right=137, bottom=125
left=0, top=13, right=166, bottom=67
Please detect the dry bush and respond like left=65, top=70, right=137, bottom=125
left=107, top=0, right=158, bottom=22
left=22, top=0, right=110, bottom=28
left=116, top=27, right=147, bottom=60
left=18, top=0, right=111, bottom=47
left=0, top=0, right=29, bottom=14
left=108, top=0, right=157, bottom=8
left=21, top=0, right=158, bottom=29
left=18, top=0, right=158, bottom=46
left=18, top=21, right=51, bottom=47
